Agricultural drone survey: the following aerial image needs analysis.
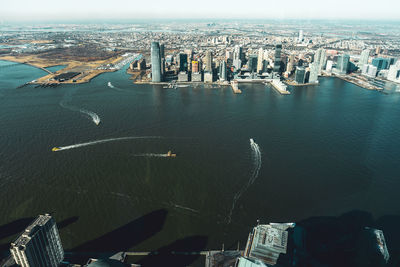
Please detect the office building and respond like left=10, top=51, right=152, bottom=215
left=233, top=58, right=242, bottom=71
left=273, top=44, right=282, bottom=73
left=309, top=63, right=319, bottom=83
left=295, top=67, right=306, bottom=84
left=298, top=30, right=304, bottom=43
left=178, top=53, right=188, bottom=72
left=326, top=60, right=333, bottom=72
left=160, top=44, right=165, bottom=59
left=335, top=54, right=350, bottom=74
left=372, top=58, right=390, bottom=71
left=387, top=61, right=400, bottom=83
left=10, top=214, right=64, bottom=267
left=138, top=58, right=146, bottom=70
left=359, top=49, right=370, bottom=68
left=220, top=60, right=227, bottom=81
left=314, top=48, right=326, bottom=74
left=205, top=50, right=213, bottom=72
left=366, top=64, right=378, bottom=77
left=151, top=42, right=162, bottom=82
left=191, top=60, right=199, bottom=73
left=247, top=55, right=258, bottom=73
left=257, top=48, right=264, bottom=73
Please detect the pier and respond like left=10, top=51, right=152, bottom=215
left=231, top=81, right=242, bottom=94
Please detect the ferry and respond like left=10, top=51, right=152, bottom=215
left=52, top=147, right=61, bottom=152
left=166, top=151, right=177, bottom=157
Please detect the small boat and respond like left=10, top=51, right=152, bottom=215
left=52, top=147, right=61, bottom=152
left=166, top=151, right=176, bottom=157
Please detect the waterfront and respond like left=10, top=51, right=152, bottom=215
left=1, top=61, right=400, bottom=265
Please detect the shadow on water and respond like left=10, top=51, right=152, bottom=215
left=290, top=210, right=400, bottom=267
left=137, top=235, right=208, bottom=267
left=65, top=209, right=168, bottom=264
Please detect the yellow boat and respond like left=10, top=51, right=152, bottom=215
left=52, top=147, right=61, bottom=152
left=166, top=151, right=176, bottom=157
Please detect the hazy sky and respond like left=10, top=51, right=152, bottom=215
left=1, top=0, right=400, bottom=21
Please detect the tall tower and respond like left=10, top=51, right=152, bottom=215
left=205, top=50, right=213, bottom=72
left=220, top=60, right=227, bottom=81
left=10, top=214, right=64, bottom=267
left=257, top=48, right=264, bottom=74
left=336, top=54, right=350, bottom=74
left=273, top=44, right=282, bottom=73
left=314, top=48, right=326, bottom=74
left=309, top=63, right=319, bottom=83
left=151, top=42, right=162, bottom=82
left=298, top=30, right=304, bottom=43
left=359, top=49, right=370, bottom=68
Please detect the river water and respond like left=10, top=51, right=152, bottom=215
left=1, top=60, right=400, bottom=264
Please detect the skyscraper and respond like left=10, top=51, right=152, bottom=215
left=178, top=53, right=188, bottom=72
left=314, top=48, right=326, bottom=74
left=387, top=60, right=400, bottom=83
left=274, top=44, right=282, bottom=73
left=309, top=63, right=319, bottom=83
left=257, top=48, right=264, bottom=73
left=248, top=55, right=258, bottom=73
left=298, top=30, right=304, bottom=43
left=295, top=67, right=306, bottom=84
left=151, top=42, right=162, bottom=82
left=372, top=58, right=390, bottom=71
left=336, top=54, right=350, bottom=74
left=220, top=60, right=227, bottom=81
left=160, top=44, right=165, bottom=59
left=205, top=50, right=213, bottom=72
left=359, top=49, right=370, bottom=68
left=10, top=214, right=64, bottom=267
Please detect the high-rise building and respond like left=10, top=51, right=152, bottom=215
left=220, top=60, right=227, bottom=81
left=298, top=30, right=304, bottom=43
left=359, top=49, right=370, bottom=68
left=372, top=58, right=390, bottom=71
left=248, top=55, right=258, bottom=73
left=363, top=64, right=378, bottom=77
left=10, top=214, right=64, bottom=267
left=178, top=53, right=188, bottom=72
left=387, top=60, right=400, bottom=83
left=286, top=54, right=295, bottom=73
left=191, top=60, right=199, bottom=73
left=160, top=44, right=165, bottom=59
left=295, top=67, right=306, bottom=84
left=335, top=54, right=350, bottom=74
left=274, top=44, right=282, bottom=73
left=233, top=45, right=243, bottom=62
left=205, top=50, right=213, bottom=72
left=314, top=48, right=326, bottom=74
left=233, top=59, right=241, bottom=71
left=326, top=60, right=333, bottom=72
left=257, top=48, right=264, bottom=73
left=151, top=42, right=162, bottom=82
left=309, top=63, right=319, bottom=83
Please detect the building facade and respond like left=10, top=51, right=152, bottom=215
left=10, top=214, right=64, bottom=267
left=151, top=42, right=162, bottom=82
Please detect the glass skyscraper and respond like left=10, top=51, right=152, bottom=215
left=151, top=42, right=162, bottom=82
left=274, top=44, right=282, bottom=73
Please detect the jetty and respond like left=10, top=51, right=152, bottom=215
left=231, top=81, right=242, bottom=94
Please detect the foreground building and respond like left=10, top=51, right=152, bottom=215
left=10, top=214, right=64, bottom=267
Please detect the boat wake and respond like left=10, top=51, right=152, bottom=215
left=53, top=136, right=164, bottom=151
left=107, top=81, right=125, bottom=92
left=60, top=89, right=101, bottom=125
left=227, top=138, right=261, bottom=224
left=133, top=153, right=169, bottom=157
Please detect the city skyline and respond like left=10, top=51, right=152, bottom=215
left=1, top=0, right=400, bottom=21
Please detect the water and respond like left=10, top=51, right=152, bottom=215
left=1, top=61, right=400, bottom=264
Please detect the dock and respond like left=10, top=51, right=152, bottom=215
left=231, top=81, right=242, bottom=94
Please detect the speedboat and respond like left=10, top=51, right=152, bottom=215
left=166, top=151, right=176, bottom=157
left=52, top=147, right=61, bottom=152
